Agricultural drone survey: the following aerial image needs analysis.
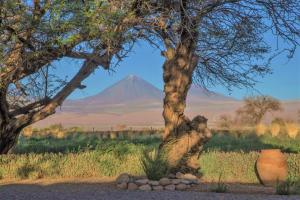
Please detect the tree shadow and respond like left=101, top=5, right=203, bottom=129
left=204, top=131, right=299, bottom=153
left=16, top=163, right=43, bottom=179
left=1, top=179, right=299, bottom=200
left=13, top=130, right=299, bottom=154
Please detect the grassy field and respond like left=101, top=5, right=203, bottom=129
left=0, top=130, right=299, bottom=183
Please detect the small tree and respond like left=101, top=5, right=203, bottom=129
left=217, top=114, right=233, bottom=130
left=236, top=96, right=282, bottom=125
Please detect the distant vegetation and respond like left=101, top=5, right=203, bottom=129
left=236, top=96, right=282, bottom=125
left=216, top=95, right=299, bottom=142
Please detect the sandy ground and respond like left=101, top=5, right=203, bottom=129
left=0, top=178, right=299, bottom=200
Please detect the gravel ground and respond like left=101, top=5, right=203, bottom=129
left=1, top=181, right=299, bottom=200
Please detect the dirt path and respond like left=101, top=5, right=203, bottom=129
left=0, top=179, right=299, bottom=200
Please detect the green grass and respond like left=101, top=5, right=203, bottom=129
left=205, top=132, right=300, bottom=153
left=14, top=134, right=160, bottom=154
left=14, top=131, right=300, bottom=154
left=0, top=131, right=299, bottom=182
left=1, top=149, right=299, bottom=183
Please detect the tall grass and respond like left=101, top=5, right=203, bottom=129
left=285, top=123, right=299, bottom=139
left=1, top=150, right=299, bottom=183
left=270, top=123, right=281, bottom=137
left=140, top=149, right=169, bottom=180
left=255, top=123, right=267, bottom=136
left=1, top=130, right=299, bottom=182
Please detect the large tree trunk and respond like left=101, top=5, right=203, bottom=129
left=0, top=121, right=22, bottom=154
left=159, top=43, right=212, bottom=174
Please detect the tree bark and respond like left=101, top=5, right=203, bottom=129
left=0, top=120, right=22, bottom=154
left=160, top=43, right=212, bottom=174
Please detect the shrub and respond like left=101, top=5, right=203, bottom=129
left=294, top=179, right=300, bottom=195
left=210, top=173, right=228, bottom=193
left=56, top=131, right=67, bottom=139
left=270, top=123, right=281, bottom=137
left=276, top=179, right=295, bottom=195
left=217, top=114, right=233, bottom=129
left=255, top=123, right=267, bottom=136
left=285, top=123, right=299, bottom=139
left=22, top=126, right=33, bottom=137
left=140, top=149, right=169, bottom=180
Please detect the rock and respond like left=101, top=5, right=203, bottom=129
left=176, top=183, right=187, bottom=190
left=175, top=172, right=199, bottom=183
left=191, top=179, right=200, bottom=184
left=152, top=185, right=164, bottom=191
left=159, top=178, right=171, bottom=186
left=181, top=173, right=198, bottom=181
left=181, top=180, right=191, bottom=184
left=164, top=184, right=176, bottom=191
left=175, top=172, right=184, bottom=179
left=117, top=182, right=127, bottom=189
left=134, top=175, right=148, bottom=179
left=116, top=173, right=130, bottom=184
left=168, top=173, right=176, bottom=179
left=135, top=179, right=149, bottom=185
left=139, top=184, right=152, bottom=191
left=128, top=183, right=138, bottom=190
left=149, top=180, right=159, bottom=186
left=171, top=179, right=182, bottom=185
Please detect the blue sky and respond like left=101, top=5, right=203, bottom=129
left=54, top=40, right=300, bottom=101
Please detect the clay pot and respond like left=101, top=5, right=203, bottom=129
left=256, top=149, right=288, bottom=186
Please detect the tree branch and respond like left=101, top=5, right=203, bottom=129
left=9, top=97, right=51, bottom=117
left=15, top=51, right=112, bottom=127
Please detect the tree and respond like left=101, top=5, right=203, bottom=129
left=236, top=96, right=282, bottom=125
left=0, top=0, right=137, bottom=154
left=134, top=0, right=300, bottom=173
left=217, top=114, right=233, bottom=130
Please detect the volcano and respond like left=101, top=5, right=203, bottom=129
left=35, top=75, right=298, bottom=129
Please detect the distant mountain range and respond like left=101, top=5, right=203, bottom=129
left=35, top=75, right=300, bottom=130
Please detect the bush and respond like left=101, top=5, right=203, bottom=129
left=270, top=123, right=281, bottom=137
left=285, top=123, right=299, bottom=139
left=255, top=123, right=267, bottom=136
left=140, top=149, right=169, bottom=180
left=276, top=179, right=296, bottom=195
left=22, top=126, right=33, bottom=137
left=210, top=173, right=228, bottom=193
left=217, top=114, right=233, bottom=129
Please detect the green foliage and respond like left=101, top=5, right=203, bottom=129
left=206, top=131, right=300, bottom=153
left=210, top=173, right=228, bottom=193
left=200, top=151, right=260, bottom=183
left=0, top=131, right=299, bottom=182
left=14, top=133, right=160, bottom=154
left=294, top=179, right=300, bottom=195
left=276, top=179, right=296, bottom=195
left=287, top=154, right=300, bottom=181
left=140, top=149, right=169, bottom=180
left=0, top=148, right=299, bottom=182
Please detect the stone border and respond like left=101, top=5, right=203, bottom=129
left=116, top=172, right=200, bottom=191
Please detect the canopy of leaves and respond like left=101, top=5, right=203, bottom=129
left=0, top=0, right=137, bottom=109
left=135, top=0, right=300, bottom=89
